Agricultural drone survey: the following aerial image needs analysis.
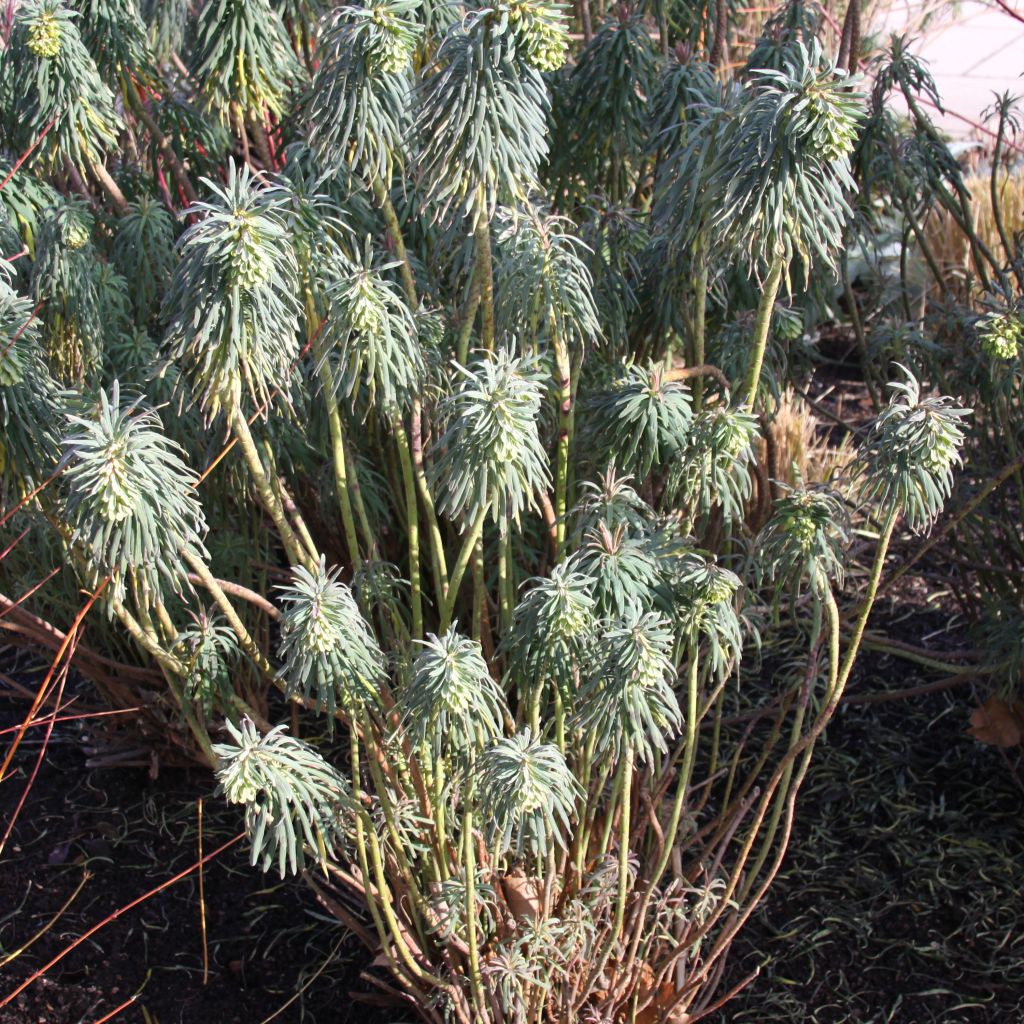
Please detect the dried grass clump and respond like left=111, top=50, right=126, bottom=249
left=923, top=168, right=1024, bottom=291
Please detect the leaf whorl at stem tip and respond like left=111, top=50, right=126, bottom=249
left=61, top=381, right=208, bottom=606
left=162, top=164, right=302, bottom=421
left=398, top=626, right=508, bottom=761
left=854, top=366, right=970, bottom=533
left=477, top=729, right=582, bottom=857
left=277, top=557, right=387, bottom=721
left=570, top=600, right=683, bottom=765
left=214, top=717, right=353, bottom=878
left=431, top=348, right=551, bottom=527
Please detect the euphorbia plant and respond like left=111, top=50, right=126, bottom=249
left=0, top=1, right=972, bottom=1021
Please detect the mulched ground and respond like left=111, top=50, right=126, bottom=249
left=0, top=673, right=382, bottom=1024
left=4, top=634, right=1021, bottom=1024
left=725, top=686, right=1023, bottom=1022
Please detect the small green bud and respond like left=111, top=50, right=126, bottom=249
left=805, top=91, right=858, bottom=162
left=509, top=0, right=568, bottom=72
left=525, top=16, right=567, bottom=72
left=303, top=602, right=341, bottom=656
left=368, top=4, right=416, bottom=73
left=789, top=506, right=820, bottom=546
left=229, top=214, right=272, bottom=289
left=349, top=273, right=385, bottom=335
left=65, top=220, right=90, bottom=250
left=921, top=420, right=960, bottom=476
left=97, top=436, right=142, bottom=523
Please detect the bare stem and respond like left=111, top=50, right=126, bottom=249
left=741, top=257, right=784, bottom=411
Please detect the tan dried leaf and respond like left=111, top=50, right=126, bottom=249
left=967, top=697, right=1024, bottom=748
left=499, top=870, right=542, bottom=922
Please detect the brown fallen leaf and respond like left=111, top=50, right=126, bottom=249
left=634, top=981, right=690, bottom=1024
left=967, top=697, right=1024, bottom=748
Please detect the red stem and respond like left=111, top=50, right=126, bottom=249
left=0, top=464, right=63, bottom=530
left=0, top=650, right=73, bottom=856
left=0, top=566, right=61, bottom=621
left=0, top=578, right=108, bottom=785
left=0, top=833, right=244, bottom=1009
left=990, top=0, right=1024, bottom=25
left=0, top=116, right=57, bottom=192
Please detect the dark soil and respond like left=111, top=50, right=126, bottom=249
left=2, top=611, right=1021, bottom=1023
left=724, top=645, right=1024, bottom=1023
left=0, top=671, right=384, bottom=1024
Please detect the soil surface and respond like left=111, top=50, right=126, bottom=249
left=725, top=665, right=1024, bottom=1023
left=0, top=672, right=383, bottom=1024
left=4, top=634, right=1021, bottom=1024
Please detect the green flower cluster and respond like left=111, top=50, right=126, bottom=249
left=228, top=213, right=272, bottom=289
left=366, top=2, right=419, bottom=73
left=977, top=311, right=1023, bottom=361
left=26, top=10, right=62, bottom=58
left=508, top=0, right=569, bottom=72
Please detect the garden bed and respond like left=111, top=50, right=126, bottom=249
left=3, top=624, right=1020, bottom=1024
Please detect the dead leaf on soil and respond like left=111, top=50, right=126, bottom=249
left=967, top=697, right=1024, bottom=748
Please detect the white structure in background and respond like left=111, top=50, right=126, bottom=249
left=876, top=0, right=1024, bottom=141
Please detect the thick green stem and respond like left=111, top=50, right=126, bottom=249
left=310, top=304, right=362, bottom=568
left=554, top=687, right=565, bottom=754
left=474, top=205, right=496, bottom=352
left=111, top=598, right=215, bottom=765
left=344, top=438, right=379, bottom=557
left=228, top=400, right=313, bottom=570
left=370, top=175, right=418, bottom=309
left=835, top=508, right=898, bottom=693
left=111, top=597, right=186, bottom=680
left=660, top=542, right=894, bottom=1003
left=321, top=402, right=362, bottom=566
left=742, top=604, right=820, bottom=898
left=498, top=519, right=513, bottom=634
left=261, top=439, right=320, bottom=565
left=350, top=733, right=443, bottom=993
left=411, top=397, right=449, bottom=602
left=571, top=732, right=600, bottom=878
left=741, top=258, right=784, bottom=411
left=440, top=506, right=488, bottom=631
left=692, top=258, right=708, bottom=412
left=552, top=328, right=573, bottom=558
left=431, top=757, right=450, bottom=875
left=361, top=714, right=429, bottom=942
left=614, top=646, right=699, bottom=993
left=393, top=418, right=423, bottom=639
left=578, top=750, right=634, bottom=1007
left=86, top=156, right=129, bottom=215
left=182, top=551, right=276, bottom=684
left=462, top=802, right=487, bottom=1016
left=471, top=536, right=484, bottom=642
left=611, top=750, right=633, bottom=942
left=457, top=259, right=483, bottom=366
